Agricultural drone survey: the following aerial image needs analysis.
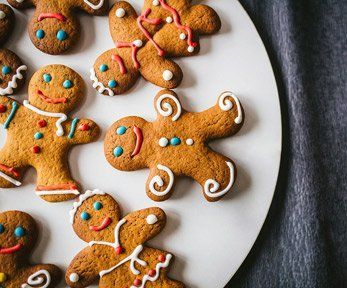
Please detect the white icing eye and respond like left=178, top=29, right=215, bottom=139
left=69, top=273, right=79, bottom=282
left=186, top=139, right=194, bottom=146
left=146, top=214, right=158, bottom=225
left=188, top=46, right=195, bottom=53
left=0, top=11, right=6, bottom=20
left=179, top=33, right=186, bottom=40
left=115, top=8, right=125, bottom=18
left=166, top=16, right=173, bottom=23
left=162, top=70, right=173, bottom=81
left=159, top=137, right=169, bottom=147
left=133, top=39, right=143, bottom=47
left=152, top=0, right=160, bottom=6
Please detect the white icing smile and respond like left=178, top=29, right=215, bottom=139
left=90, top=68, right=115, bottom=97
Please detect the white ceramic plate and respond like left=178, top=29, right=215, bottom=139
left=0, top=0, right=281, bottom=287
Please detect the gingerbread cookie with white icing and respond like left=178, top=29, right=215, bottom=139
left=0, top=4, right=27, bottom=96
left=0, top=210, right=61, bottom=287
left=7, top=0, right=109, bottom=55
left=91, top=0, right=221, bottom=95
left=0, top=64, right=100, bottom=202
left=66, top=189, right=185, bottom=288
left=104, top=89, right=244, bottom=202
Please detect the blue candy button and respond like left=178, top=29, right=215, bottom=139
left=0, top=224, right=4, bottom=234
left=2, top=66, right=12, bottom=75
left=14, top=226, right=26, bottom=238
left=36, top=29, right=45, bottom=39
left=108, top=80, right=117, bottom=88
left=99, top=64, right=108, bottom=72
left=56, top=30, right=68, bottom=41
left=93, top=201, right=103, bottom=210
left=170, top=137, right=181, bottom=146
left=80, top=212, right=90, bottom=221
left=34, top=132, right=43, bottom=140
left=43, top=73, right=52, bottom=83
left=116, top=126, right=127, bottom=135
left=113, top=146, right=123, bottom=157
left=63, top=80, right=73, bottom=89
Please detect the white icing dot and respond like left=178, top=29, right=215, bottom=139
left=152, top=0, right=160, bottom=6
left=166, top=16, right=173, bottom=23
left=69, top=273, right=79, bottom=282
left=146, top=214, right=158, bottom=225
left=159, top=137, right=169, bottom=147
left=162, top=70, right=173, bottom=81
left=188, top=46, right=195, bottom=53
left=0, top=11, right=6, bottom=20
left=115, top=8, right=126, bottom=18
left=179, top=33, right=186, bottom=40
left=186, top=139, right=194, bottom=146
left=133, top=39, right=143, bottom=47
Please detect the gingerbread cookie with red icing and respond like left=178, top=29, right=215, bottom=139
left=104, top=89, right=244, bottom=202
left=66, top=189, right=185, bottom=288
left=91, top=0, right=221, bottom=95
left=0, top=210, right=61, bottom=287
left=7, top=0, right=109, bottom=55
left=0, top=64, right=100, bottom=202
left=0, top=4, right=27, bottom=96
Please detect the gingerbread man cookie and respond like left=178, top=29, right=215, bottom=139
left=0, top=210, right=61, bottom=287
left=91, top=0, right=221, bottom=95
left=66, top=189, right=185, bottom=288
left=104, top=90, right=244, bottom=202
left=7, top=0, right=109, bottom=55
left=0, top=3, right=27, bottom=96
left=0, top=65, right=100, bottom=202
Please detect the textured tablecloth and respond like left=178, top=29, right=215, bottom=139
left=227, top=1, right=347, bottom=287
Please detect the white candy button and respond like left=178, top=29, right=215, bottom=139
left=115, top=8, right=125, bottom=18
left=162, top=70, right=173, bottom=81
left=69, top=273, right=79, bottom=282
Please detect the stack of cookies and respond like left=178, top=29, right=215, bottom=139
left=0, top=1, right=245, bottom=287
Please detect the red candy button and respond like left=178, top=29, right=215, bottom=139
left=78, top=123, right=90, bottom=131
left=0, top=104, right=7, bottom=113
left=31, top=146, right=41, bottom=154
left=133, top=279, right=142, bottom=287
left=38, top=120, right=47, bottom=128
left=115, top=246, right=123, bottom=255
left=148, top=269, right=156, bottom=277
left=158, top=254, right=166, bottom=262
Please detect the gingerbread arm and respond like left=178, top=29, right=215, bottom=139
left=0, top=97, right=20, bottom=127
left=65, top=118, right=100, bottom=145
left=186, top=4, right=221, bottom=35
left=65, top=247, right=100, bottom=287
left=70, top=0, right=108, bottom=15
left=153, top=89, right=184, bottom=122
left=7, top=0, right=36, bottom=9
left=196, top=91, right=244, bottom=142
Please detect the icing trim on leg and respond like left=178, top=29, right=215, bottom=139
left=36, top=183, right=80, bottom=196
left=0, top=171, right=21, bottom=186
left=84, top=0, right=104, bottom=10
left=204, top=161, right=235, bottom=198
left=21, top=269, right=51, bottom=288
left=149, top=164, right=174, bottom=196
left=90, top=68, right=115, bottom=96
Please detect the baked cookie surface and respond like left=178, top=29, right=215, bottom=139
left=91, top=0, right=221, bottom=95
left=0, top=210, right=61, bottom=288
left=0, top=65, right=100, bottom=202
left=66, top=189, right=185, bottom=288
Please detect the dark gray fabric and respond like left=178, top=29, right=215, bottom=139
left=227, top=1, right=347, bottom=287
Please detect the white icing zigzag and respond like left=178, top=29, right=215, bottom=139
left=90, top=68, right=115, bottom=96
left=69, top=189, right=105, bottom=224
left=0, top=65, right=27, bottom=96
left=149, top=164, right=174, bottom=197
left=218, top=91, right=243, bottom=124
left=84, top=0, right=104, bottom=10
left=21, top=270, right=51, bottom=288
left=204, top=161, right=235, bottom=198
left=156, top=94, right=182, bottom=121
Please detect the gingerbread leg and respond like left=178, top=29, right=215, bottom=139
left=0, top=151, right=26, bottom=188
left=35, top=159, right=80, bottom=202
left=146, top=164, right=176, bottom=201
left=21, top=264, right=61, bottom=288
left=163, top=279, right=186, bottom=288
left=185, top=151, right=237, bottom=202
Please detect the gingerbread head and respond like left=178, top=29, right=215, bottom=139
left=104, top=89, right=244, bottom=202
left=7, top=0, right=109, bottom=55
left=0, top=64, right=100, bottom=202
left=0, top=210, right=61, bottom=287
left=91, top=0, right=221, bottom=96
left=66, top=190, right=185, bottom=287
left=0, top=4, right=27, bottom=96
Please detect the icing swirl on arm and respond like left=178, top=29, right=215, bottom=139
left=156, top=94, right=182, bottom=121
left=21, top=270, right=51, bottom=288
left=218, top=91, right=243, bottom=124
left=149, top=164, right=174, bottom=196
